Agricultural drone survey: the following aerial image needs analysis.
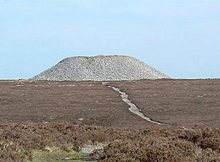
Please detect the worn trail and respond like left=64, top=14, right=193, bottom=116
left=103, top=82, right=166, bottom=125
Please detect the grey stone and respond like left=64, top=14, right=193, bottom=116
left=32, top=55, right=169, bottom=81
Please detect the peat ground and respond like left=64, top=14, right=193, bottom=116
left=0, top=79, right=220, bottom=161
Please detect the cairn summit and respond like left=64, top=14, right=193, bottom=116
left=32, top=55, right=169, bottom=81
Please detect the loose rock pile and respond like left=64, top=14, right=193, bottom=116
left=32, top=55, right=169, bottom=81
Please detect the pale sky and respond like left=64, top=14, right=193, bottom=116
left=0, top=0, right=220, bottom=79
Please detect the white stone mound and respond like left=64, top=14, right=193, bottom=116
left=32, top=55, right=169, bottom=81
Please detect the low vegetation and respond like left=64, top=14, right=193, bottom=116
left=0, top=123, right=220, bottom=162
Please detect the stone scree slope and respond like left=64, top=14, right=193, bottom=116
left=32, top=55, right=169, bottom=81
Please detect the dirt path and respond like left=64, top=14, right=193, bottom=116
left=106, top=84, right=198, bottom=131
left=106, top=84, right=166, bottom=125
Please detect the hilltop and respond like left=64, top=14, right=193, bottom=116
left=32, top=55, right=169, bottom=81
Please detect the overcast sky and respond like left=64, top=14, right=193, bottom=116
left=0, top=0, right=220, bottom=79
